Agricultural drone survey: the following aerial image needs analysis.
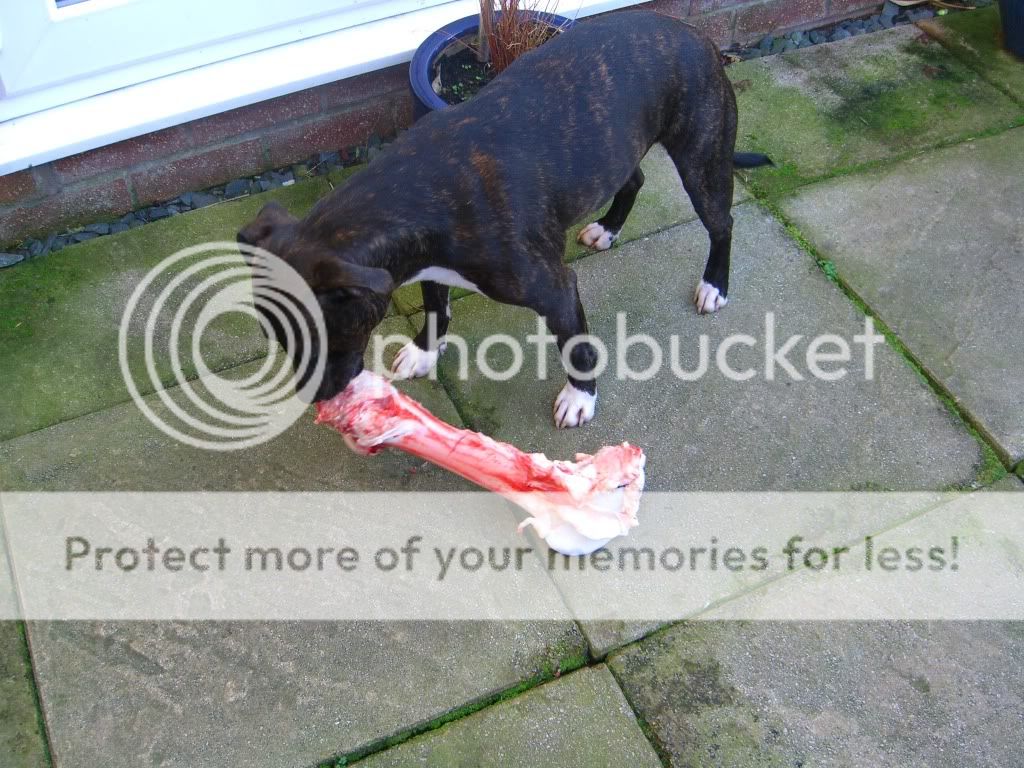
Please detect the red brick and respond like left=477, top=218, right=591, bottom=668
left=639, top=0, right=735, bottom=45
left=266, top=102, right=402, bottom=167
left=319, top=64, right=410, bottom=110
left=687, top=10, right=736, bottom=45
left=735, top=0, right=826, bottom=39
left=0, top=177, right=131, bottom=245
left=188, top=90, right=322, bottom=146
left=394, top=92, right=415, bottom=133
left=827, top=0, right=881, bottom=14
left=637, top=0, right=690, bottom=18
left=689, top=0, right=750, bottom=14
left=0, top=169, right=38, bottom=206
left=52, top=125, right=192, bottom=184
left=130, top=139, right=264, bottom=206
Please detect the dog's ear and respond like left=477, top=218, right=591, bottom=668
left=237, top=202, right=297, bottom=251
left=312, top=256, right=394, bottom=296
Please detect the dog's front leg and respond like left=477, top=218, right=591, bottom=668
left=538, top=268, right=598, bottom=429
left=577, top=167, right=645, bottom=252
left=392, top=281, right=450, bottom=379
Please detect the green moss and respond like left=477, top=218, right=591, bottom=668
left=0, top=622, right=53, bottom=768
left=729, top=29, right=1024, bottom=198
left=920, top=7, right=1024, bottom=106
left=526, top=632, right=590, bottom=680
left=326, top=164, right=367, bottom=188
left=0, top=179, right=329, bottom=441
left=609, top=627, right=795, bottom=768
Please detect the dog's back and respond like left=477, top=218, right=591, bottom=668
left=250, top=11, right=755, bottom=420
left=314, top=12, right=731, bottom=240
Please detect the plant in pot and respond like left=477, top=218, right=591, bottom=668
left=409, top=0, right=575, bottom=119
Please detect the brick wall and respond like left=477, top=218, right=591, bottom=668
left=0, top=0, right=877, bottom=248
left=0, top=66, right=411, bottom=247
left=642, top=0, right=880, bottom=47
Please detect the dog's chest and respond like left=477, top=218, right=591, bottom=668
left=402, top=267, right=482, bottom=294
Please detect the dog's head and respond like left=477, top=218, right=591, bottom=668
left=237, top=202, right=394, bottom=402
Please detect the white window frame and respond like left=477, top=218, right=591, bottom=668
left=0, top=0, right=451, bottom=120
left=0, top=0, right=641, bottom=175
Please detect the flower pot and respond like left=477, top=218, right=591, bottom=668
left=1000, top=0, right=1024, bottom=58
left=408, top=12, right=576, bottom=121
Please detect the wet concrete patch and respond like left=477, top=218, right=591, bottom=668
left=729, top=25, right=1023, bottom=197
left=610, top=621, right=1024, bottom=767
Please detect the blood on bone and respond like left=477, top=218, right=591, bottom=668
left=314, top=371, right=646, bottom=545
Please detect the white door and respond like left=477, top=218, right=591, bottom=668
left=0, top=0, right=449, bottom=121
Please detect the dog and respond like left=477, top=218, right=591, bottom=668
left=238, top=10, right=771, bottom=428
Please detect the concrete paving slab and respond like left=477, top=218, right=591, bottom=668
left=0, top=179, right=330, bottom=442
left=355, top=665, right=662, bottom=768
left=434, top=204, right=984, bottom=493
left=2, top=326, right=589, bottom=768
left=781, top=127, right=1024, bottom=464
left=1, top=525, right=17, bottom=620
left=0, top=317, right=472, bottom=492
left=27, top=619, right=586, bottom=768
left=609, top=621, right=1024, bottom=767
left=0, top=623, right=48, bottom=768
left=530, top=493, right=959, bottom=657
left=390, top=145, right=750, bottom=315
left=430, top=203, right=986, bottom=654
left=694, top=490, right=1023, bottom=621
left=920, top=7, right=1024, bottom=104
left=728, top=25, right=1024, bottom=197
left=988, top=475, right=1024, bottom=491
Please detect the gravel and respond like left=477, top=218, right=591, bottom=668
left=191, top=192, right=219, bottom=208
left=223, top=178, right=250, bottom=199
left=724, top=2, right=941, bottom=62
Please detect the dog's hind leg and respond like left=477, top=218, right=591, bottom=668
left=664, top=135, right=736, bottom=314
left=392, top=281, right=450, bottom=379
left=577, top=166, right=645, bottom=251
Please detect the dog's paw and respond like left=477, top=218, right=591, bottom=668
left=577, top=222, right=619, bottom=251
left=553, top=382, right=597, bottom=428
left=694, top=280, right=728, bottom=314
left=391, top=341, right=442, bottom=379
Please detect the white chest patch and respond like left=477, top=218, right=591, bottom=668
left=402, top=267, right=482, bottom=293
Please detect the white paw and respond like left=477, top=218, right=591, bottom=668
left=553, top=382, right=597, bottom=428
left=577, top=222, right=619, bottom=251
left=694, top=280, right=728, bottom=314
left=391, top=341, right=442, bottom=379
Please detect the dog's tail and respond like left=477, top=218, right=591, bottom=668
left=733, top=152, right=774, bottom=169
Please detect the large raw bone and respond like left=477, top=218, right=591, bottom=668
left=314, top=371, right=646, bottom=555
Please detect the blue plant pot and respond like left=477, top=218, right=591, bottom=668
left=1000, top=0, right=1024, bottom=58
left=408, top=12, right=576, bottom=121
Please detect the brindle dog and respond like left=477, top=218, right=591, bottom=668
left=238, top=11, right=771, bottom=427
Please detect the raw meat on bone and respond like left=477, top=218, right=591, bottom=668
left=314, top=371, right=646, bottom=555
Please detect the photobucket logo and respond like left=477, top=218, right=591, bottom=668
left=118, top=242, right=326, bottom=451
left=370, top=312, right=885, bottom=383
